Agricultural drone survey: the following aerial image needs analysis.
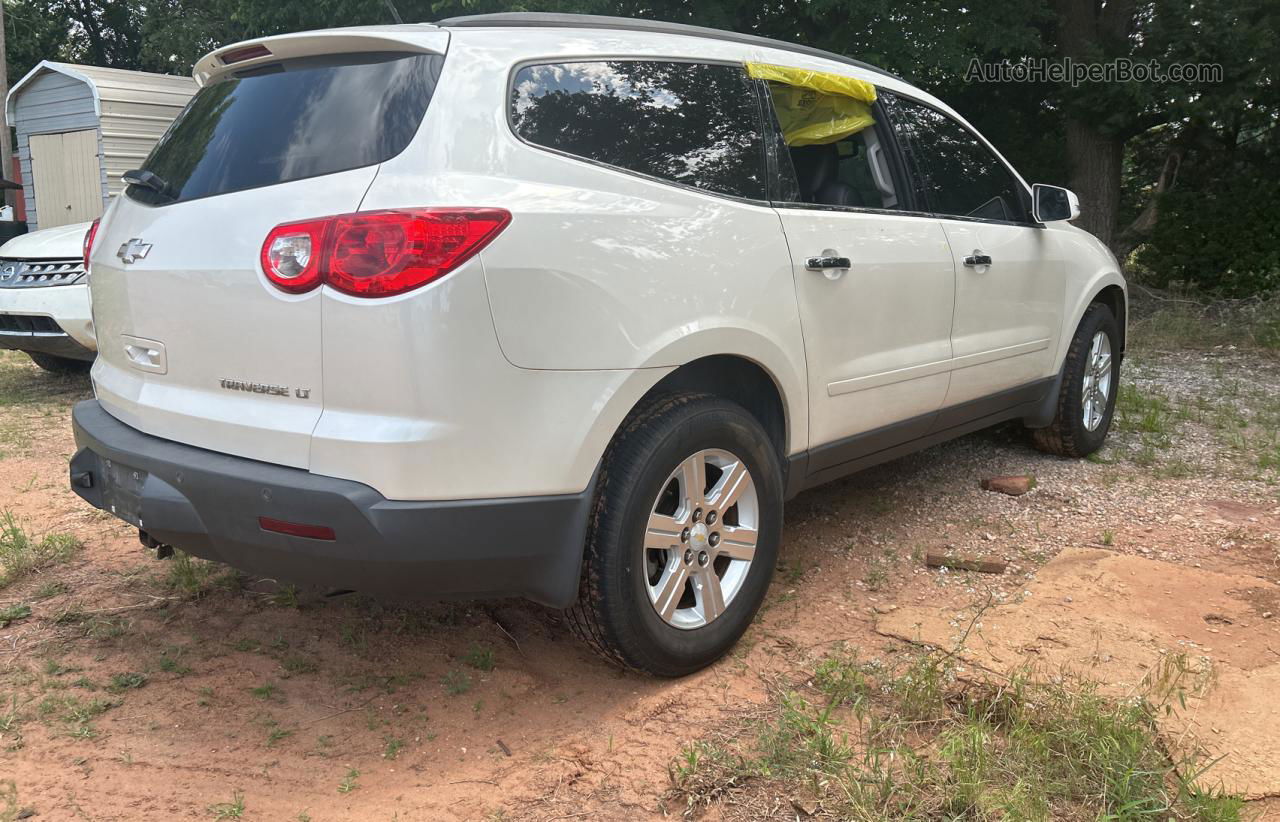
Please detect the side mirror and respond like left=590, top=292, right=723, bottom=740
left=1032, top=184, right=1080, bottom=223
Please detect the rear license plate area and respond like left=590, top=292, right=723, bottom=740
left=100, top=458, right=147, bottom=528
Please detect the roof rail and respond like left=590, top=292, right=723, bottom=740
left=434, top=12, right=906, bottom=84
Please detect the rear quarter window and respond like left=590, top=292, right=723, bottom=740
left=129, top=52, right=444, bottom=205
left=510, top=60, right=767, bottom=201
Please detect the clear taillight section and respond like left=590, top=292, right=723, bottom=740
left=83, top=218, right=100, bottom=271
left=261, top=218, right=327, bottom=293
left=259, top=209, right=511, bottom=298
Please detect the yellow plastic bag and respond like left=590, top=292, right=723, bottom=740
left=745, top=62, right=877, bottom=146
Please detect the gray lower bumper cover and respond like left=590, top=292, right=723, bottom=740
left=69, top=400, right=591, bottom=607
left=0, top=331, right=95, bottom=361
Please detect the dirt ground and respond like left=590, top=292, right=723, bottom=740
left=2, top=345, right=1279, bottom=821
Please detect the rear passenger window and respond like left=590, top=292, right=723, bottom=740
left=511, top=61, right=766, bottom=200
left=881, top=92, right=1029, bottom=223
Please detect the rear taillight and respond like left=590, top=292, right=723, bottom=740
left=83, top=218, right=100, bottom=270
left=259, top=209, right=511, bottom=298
left=261, top=218, right=327, bottom=294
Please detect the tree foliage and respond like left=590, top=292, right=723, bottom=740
left=3, top=0, right=1277, bottom=295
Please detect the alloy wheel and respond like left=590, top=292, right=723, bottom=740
left=642, top=449, right=758, bottom=629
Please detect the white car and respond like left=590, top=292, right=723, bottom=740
left=70, top=14, right=1126, bottom=675
left=0, top=221, right=96, bottom=371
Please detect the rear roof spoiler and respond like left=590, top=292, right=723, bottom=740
left=193, top=27, right=448, bottom=86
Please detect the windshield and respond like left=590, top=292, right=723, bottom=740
left=128, top=51, right=443, bottom=205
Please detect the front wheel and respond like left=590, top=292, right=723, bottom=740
left=1031, top=302, right=1120, bottom=458
left=566, top=393, right=783, bottom=676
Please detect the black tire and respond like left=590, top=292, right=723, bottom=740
left=565, top=393, right=783, bottom=677
left=27, top=352, right=92, bottom=374
left=1031, top=303, right=1120, bottom=458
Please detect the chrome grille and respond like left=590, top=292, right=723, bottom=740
left=0, top=258, right=87, bottom=288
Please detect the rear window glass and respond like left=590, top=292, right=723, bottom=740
left=128, top=52, right=443, bottom=205
left=511, top=61, right=766, bottom=200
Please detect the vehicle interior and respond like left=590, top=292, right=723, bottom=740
left=787, top=129, right=900, bottom=209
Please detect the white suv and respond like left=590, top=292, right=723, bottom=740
left=70, top=14, right=1125, bottom=675
left=0, top=221, right=97, bottom=372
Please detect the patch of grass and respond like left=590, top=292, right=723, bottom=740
left=36, top=693, right=117, bottom=738
left=158, top=648, right=192, bottom=675
left=86, top=616, right=130, bottom=641
left=162, top=551, right=237, bottom=598
left=337, top=768, right=359, bottom=794
left=250, top=682, right=280, bottom=702
left=266, top=726, right=293, bottom=747
left=271, top=585, right=301, bottom=609
left=339, top=621, right=367, bottom=651
left=383, top=735, right=404, bottom=760
left=441, top=669, right=472, bottom=696
left=463, top=643, right=495, bottom=671
left=669, top=648, right=1242, bottom=820
left=107, top=672, right=148, bottom=693
left=0, top=511, right=81, bottom=589
left=280, top=654, right=319, bottom=676
left=32, top=580, right=69, bottom=599
left=1102, top=529, right=1116, bottom=546
left=0, top=603, right=31, bottom=627
left=1115, top=383, right=1177, bottom=437
left=208, top=791, right=245, bottom=819
left=1130, top=291, right=1280, bottom=352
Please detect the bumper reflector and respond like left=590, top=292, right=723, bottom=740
left=258, top=517, right=336, bottom=541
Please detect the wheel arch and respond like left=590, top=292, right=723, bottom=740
left=643, top=355, right=791, bottom=461
left=1091, top=283, right=1127, bottom=356
left=1054, top=270, right=1128, bottom=371
left=1027, top=274, right=1127, bottom=430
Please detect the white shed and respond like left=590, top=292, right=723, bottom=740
left=5, top=61, right=197, bottom=231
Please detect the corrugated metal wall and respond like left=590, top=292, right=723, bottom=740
left=8, top=63, right=196, bottom=232
left=11, top=71, right=99, bottom=231
left=91, top=68, right=197, bottom=198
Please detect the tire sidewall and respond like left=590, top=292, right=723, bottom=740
left=607, top=402, right=782, bottom=675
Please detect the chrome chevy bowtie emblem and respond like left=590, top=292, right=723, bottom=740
left=116, top=238, right=152, bottom=264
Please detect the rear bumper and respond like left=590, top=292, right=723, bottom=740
left=69, top=400, right=592, bottom=607
left=0, top=282, right=96, bottom=359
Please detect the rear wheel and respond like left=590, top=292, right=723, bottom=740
left=27, top=352, right=92, bottom=374
left=1031, top=302, right=1120, bottom=458
left=566, top=393, right=783, bottom=676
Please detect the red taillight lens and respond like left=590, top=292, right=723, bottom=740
left=261, top=218, right=328, bottom=293
left=259, top=209, right=511, bottom=298
left=83, top=218, right=100, bottom=270
left=326, top=209, right=511, bottom=297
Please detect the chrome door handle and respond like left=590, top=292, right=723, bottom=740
left=806, top=256, right=852, bottom=271
left=963, top=254, right=993, bottom=267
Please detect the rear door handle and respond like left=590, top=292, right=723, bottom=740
left=806, top=256, right=852, bottom=271
left=963, top=254, right=993, bottom=267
